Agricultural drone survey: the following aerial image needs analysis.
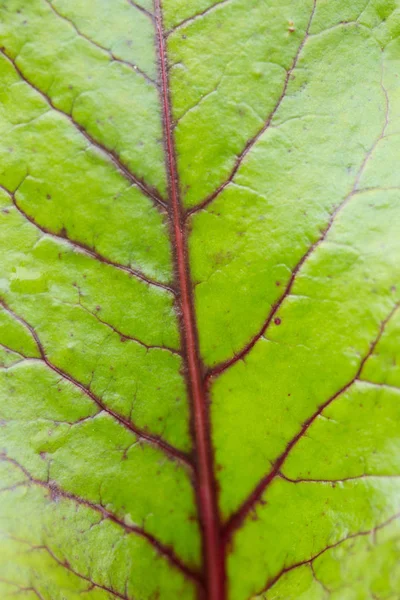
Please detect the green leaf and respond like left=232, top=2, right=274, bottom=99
left=0, top=1, right=399, bottom=599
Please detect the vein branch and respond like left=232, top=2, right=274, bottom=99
left=187, top=0, right=317, bottom=217
left=279, top=472, right=400, bottom=484
left=166, top=0, right=232, bottom=37
left=0, top=299, right=191, bottom=467
left=44, top=0, right=157, bottom=85
left=0, top=49, right=166, bottom=211
left=207, top=72, right=390, bottom=380
left=3, top=534, right=132, bottom=600
left=76, top=294, right=181, bottom=355
left=0, top=455, right=200, bottom=583
left=223, top=302, right=399, bottom=540
left=254, top=512, right=400, bottom=597
left=0, top=579, right=45, bottom=599
left=126, top=0, right=155, bottom=19
left=1, top=182, right=174, bottom=294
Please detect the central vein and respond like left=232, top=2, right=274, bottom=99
left=153, top=1, right=226, bottom=598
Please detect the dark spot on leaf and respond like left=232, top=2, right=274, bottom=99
left=274, top=318, right=281, bottom=325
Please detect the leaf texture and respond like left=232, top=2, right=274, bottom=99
left=0, top=1, right=399, bottom=599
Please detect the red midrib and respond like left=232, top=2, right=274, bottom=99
left=154, top=2, right=225, bottom=599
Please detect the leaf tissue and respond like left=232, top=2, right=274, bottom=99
left=0, top=0, right=399, bottom=599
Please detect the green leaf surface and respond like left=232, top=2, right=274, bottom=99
left=0, top=0, right=399, bottom=599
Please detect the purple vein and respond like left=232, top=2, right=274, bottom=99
left=40, top=544, right=130, bottom=599
left=186, top=0, right=317, bottom=217
left=126, top=0, right=155, bottom=19
left=77, top=299, right=181, bottom=355
left=166, top=0, right=232, bottom=37
left=223, top=302, right=400, bottom=540
left=0, top=299, right=192, bottom=468
left=40, top=544, right=131, bottom=599
left=0, top=49, right=166, bottom=211
left=206, top=72, right=390, bottom=380
left=7, top=536, right=133, bottom=600
left=279, top=472, right=400, bottom=484
left=44, top=0, right=156, bottom=85
left=0, top=342, right=26, bottom=359
left=0, top=455, right=200, bottom=583
left=1, top=183, right=174, bottom=294
left=0, top=579, right=45, bottom=599
left=3, top=534, right=132, bottom=600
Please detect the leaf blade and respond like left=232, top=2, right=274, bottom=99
left=0, top=1, right=399, bottom=599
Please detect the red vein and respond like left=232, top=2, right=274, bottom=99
left=0, top=455, right=200, bottom=583
left=0, top=49, right=166, bottom=211
left=44, top=0, right=156, bottom=85
left=0, top=300, right=191, bottom=467
left=1, top=183, right=174, bottom=294
left=207, top=73, right=390, bottom=380
left=255, top=512, right=400, bottom=597
left=223, top=302, right=400, bottom=541
left=154, top=2, right=225, bottom=598
left=187, top=0, right=317, bottom=217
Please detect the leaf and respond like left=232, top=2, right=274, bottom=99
left=0, top=0, right=399, bottom=599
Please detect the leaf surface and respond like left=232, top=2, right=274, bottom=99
left=0, top=1, right=399, bottom=599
